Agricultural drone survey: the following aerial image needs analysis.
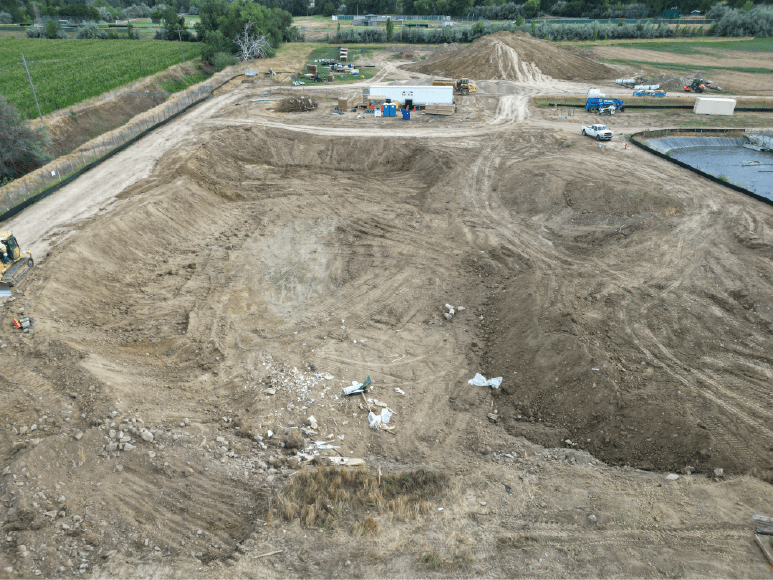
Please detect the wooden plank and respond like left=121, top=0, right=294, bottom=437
left=755, top=535, right=773, bottom=568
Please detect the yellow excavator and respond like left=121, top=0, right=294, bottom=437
left=0, top=232, right=33, bottom=297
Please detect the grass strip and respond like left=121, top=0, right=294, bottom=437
left=599, top=58, right=773, bottom=75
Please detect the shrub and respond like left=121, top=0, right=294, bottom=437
left=283, top=25, right=304, bottom=42
left=714, top=5, right=773, bottom=36
left=77, top=22, right=108, bottom=39
left=337, top=27, right=385, bottom=42
left=26, top=25, right=44, bottom=37
left=45, top=19, right=67, bottom=39
left=706, top=2, right=729, bottom=19
left=0, top=96, right=50, bottom=183
left=210, top=51, right=237, bottom=71
left=123, top=3, right=152, bottom=19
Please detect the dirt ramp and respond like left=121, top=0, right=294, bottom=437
left=403, top=31, right=613, bottom=81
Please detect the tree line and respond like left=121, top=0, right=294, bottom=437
left=2, top=0, right=771, bottom=23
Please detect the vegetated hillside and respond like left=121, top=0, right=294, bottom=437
left=403, top=30, right=614, bottom=81
left=0, top=38, right=202, bottom=119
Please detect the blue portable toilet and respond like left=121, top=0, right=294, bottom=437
left=382, top=103, right=396, bottom=117
left=401, top=109, right=410, bottom=120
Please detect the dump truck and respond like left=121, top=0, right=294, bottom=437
left=432, top=79, right=477, bottom=95
left=0, top=232, right=33, bottom=297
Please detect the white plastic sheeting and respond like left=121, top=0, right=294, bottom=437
left=468, top=373, right=503, bottom=389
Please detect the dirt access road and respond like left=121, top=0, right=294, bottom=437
left=1, top=63, right=773, bottom=579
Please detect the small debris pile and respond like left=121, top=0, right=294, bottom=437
left=643, top=74, right=722, bottom=91
left=277, top=95, right=318, bottom=113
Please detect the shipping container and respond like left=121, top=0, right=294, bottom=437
left=367, top=85, right=454, bottom=107
left=693, top=97, right=736, bottom=116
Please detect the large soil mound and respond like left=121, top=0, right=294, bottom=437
left=404, top=31, right=614, bottom=81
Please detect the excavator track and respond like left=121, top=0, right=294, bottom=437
left=0, top=256, right=34, bottom=296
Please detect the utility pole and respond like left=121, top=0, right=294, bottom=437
left=21, top=53, right=43, bottom=121
left=177, top=30, right=185, bottom=62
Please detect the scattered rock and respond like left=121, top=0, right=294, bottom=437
left=183, top=467, right=194, bottom=477
left=141, top=430, right=154, bottom=442
left=74, top=432, right=83, bottom=441
left=588, top=514, right=597, bottom=522
left=148, top=451, right=156, bottom=458
left=665, top=473, right=679, bottom=481
left=714, top=468, right=724, bottom=477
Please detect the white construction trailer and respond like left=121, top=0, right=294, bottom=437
left=367, top=85, right=454, bottom=107
left=694, top=97, right=736, bottom=116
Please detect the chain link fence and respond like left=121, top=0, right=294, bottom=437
left=0, top=80, right=228, bottom=220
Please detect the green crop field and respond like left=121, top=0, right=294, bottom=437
left=612, top=37, right=773, bottom=54
left=0, top=38, right=202, bottom=119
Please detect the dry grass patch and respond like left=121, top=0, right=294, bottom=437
left=275, top=466, right=448, bottom=531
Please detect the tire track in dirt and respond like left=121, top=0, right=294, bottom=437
left=629, top=327, right=773, bottom=467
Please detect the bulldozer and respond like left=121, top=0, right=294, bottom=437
left=0, top=232, right=33, bottom=297
left=432, top=78, right=477, bottom=95
left=683, top=78, right=705, bottom=93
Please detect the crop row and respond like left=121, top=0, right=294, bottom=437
left=0, top=38, right=202, bottom=119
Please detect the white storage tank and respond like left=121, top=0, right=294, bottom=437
left=693, top=97, right=736, bottom=116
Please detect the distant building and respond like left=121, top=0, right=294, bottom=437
left=364, top=14, right=378, bottom=26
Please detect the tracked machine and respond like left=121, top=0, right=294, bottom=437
left=0, top=232, right=33, bottom=297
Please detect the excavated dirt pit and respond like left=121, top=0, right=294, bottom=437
left=3, top=107, right=773, bottom=577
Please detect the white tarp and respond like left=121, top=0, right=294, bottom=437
left=368, top=407, right=393, bottom=429
left=468, top=373, right=502, bottom=389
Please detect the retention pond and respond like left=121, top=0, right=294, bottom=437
left=647, top=137, right=773, bottom=200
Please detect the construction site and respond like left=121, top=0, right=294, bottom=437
left=1, top=30, right=773, bottom=578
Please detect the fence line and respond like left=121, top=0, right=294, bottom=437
left=0, top=74, right=238, bottom=222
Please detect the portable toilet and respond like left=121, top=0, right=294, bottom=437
left=382, top=103, right=396, bottom=117
left=401, top=109, right=410, bottom=120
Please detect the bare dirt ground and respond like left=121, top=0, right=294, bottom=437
left=1, top=45, right=773, bottom=580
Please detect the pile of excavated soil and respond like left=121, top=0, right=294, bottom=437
left=403, top=31, right=614, bottom=81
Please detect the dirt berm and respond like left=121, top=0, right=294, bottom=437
left=403, top=30, right=614, bottom=81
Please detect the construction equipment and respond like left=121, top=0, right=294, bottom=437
left=684, top=79, right=705, bottom=93
left=586, top=97, right=624, bottom=113
left=432, top=79, right=477, bottom=95
left=0, top=232, right=34, bottom=297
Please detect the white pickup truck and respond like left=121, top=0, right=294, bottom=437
left=581, top=124, right=613, bottom=141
